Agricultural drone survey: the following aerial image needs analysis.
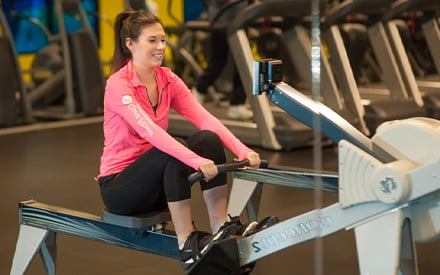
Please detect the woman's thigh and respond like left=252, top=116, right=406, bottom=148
left=100, top=147, right=171, bottom=215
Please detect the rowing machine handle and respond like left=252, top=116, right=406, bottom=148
left=188, top=159, right=268, bottom=184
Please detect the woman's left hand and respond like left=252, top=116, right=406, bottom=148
left=199, top=160, right=218, bottom=181
left=246, top=151, right=261, bottom=168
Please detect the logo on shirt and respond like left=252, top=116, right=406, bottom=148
left=122, top=95, right=133, bottom=104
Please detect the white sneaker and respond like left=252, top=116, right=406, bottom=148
left=192, top=87, right=206, bottom=104
left=227, top=105, right=253, bottom=120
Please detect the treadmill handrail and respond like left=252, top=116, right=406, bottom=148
left=183, top=0, right=248, bottom=33
left=210, top=0, right=248, bottom=26
left=322, top=0, right=391, bottom=29
left=383, top=0, right=440, bottom=22
left=226, top=0, right=313, bottom=37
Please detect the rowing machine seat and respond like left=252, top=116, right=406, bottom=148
left=102, top=209, right=171, bottom=228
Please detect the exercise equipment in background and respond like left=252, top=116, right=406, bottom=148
left=0, top=0, right=104, bottom=123
left=0, top=0, right=33, bottom=127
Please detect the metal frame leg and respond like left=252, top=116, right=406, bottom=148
left=422, top=18, right=440, bottom=76
left=244, top=183, right=263, bottom=222
left=40, top=231, right=57, bottom=275
left=227, top=178, right=259, bottom=218
left=10, top=224, right=56, bottom=275
left=228, top=29, right=282, bottom=150
left=355, top=209, right=418, bottom=275
left=399, top=219, right=418, bottom=275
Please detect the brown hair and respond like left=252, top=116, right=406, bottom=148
left=111, top=9, right=163, bottom=74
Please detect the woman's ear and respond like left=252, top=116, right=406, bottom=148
left=125, top=37, right=133, bottom=51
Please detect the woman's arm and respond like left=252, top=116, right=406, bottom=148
left=105, top=77, right=210, bottom=170
left=169, top=74, right=255, bottom=160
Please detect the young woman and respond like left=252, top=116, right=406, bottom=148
left=96, top=9, right=261, bottom=269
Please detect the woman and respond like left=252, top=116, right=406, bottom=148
left=96, top=9, right=261, bottom=269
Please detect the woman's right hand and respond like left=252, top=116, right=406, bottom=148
left=199, top=160, right=218, bottom=181
left=246, top=151, right=261, bottom=168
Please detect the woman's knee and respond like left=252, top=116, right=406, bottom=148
left=202, top=130, right=221, bottom=143
left=190, top=130, right=222, bottom=147
left=188, top=131, right=225, bottom=161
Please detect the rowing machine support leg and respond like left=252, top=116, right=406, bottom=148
left=245, top=183, right=263, bottom=222
left=355, top=209, right=418, bottom=275
left=40, top=230, right=57, bottom=275
left=10, top=201, right=178, bottom=274
left=227, top=177, right=261, bottom=220
left=10, top=224, right=57, bottom=275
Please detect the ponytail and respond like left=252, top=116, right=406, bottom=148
left=111, top=11, right=131, bottom=74
left=110, top=9, right=163, bottom=74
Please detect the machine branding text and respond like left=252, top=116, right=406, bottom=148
left=252, top=216, right=333, bottom=253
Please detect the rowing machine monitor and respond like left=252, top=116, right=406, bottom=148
left=253, top=59, right=283, bottom=95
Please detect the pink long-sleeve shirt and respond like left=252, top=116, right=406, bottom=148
left=98, top=60, right=254, bottom=178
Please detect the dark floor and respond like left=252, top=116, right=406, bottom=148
left=1, top=118, right=440, bottom=275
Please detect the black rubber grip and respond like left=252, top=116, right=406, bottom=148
left=188, top=160, right=268, bottom=184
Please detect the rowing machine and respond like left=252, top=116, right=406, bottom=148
left=11, top=58, right=440, bottom=274
left=221, top=59, right=440, bottom=274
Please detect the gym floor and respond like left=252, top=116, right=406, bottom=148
left=1, top=118, right=440, bottom=275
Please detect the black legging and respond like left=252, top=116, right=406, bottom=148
left=98, top=130, right=227, bottom=215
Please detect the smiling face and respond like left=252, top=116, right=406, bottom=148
left=125, top=22, right=166, bottom=70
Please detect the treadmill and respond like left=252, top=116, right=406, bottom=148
left=274, top=0, right=370, bottom=136
left=0, top=5, right=33, bottom=126
left=5, top=0, right=104, bottom=121
left=321, top=0, right=427, bottom=133
left=382, top=0, right=440, bottom=118
left=168, top=1, right=317, bottom=150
